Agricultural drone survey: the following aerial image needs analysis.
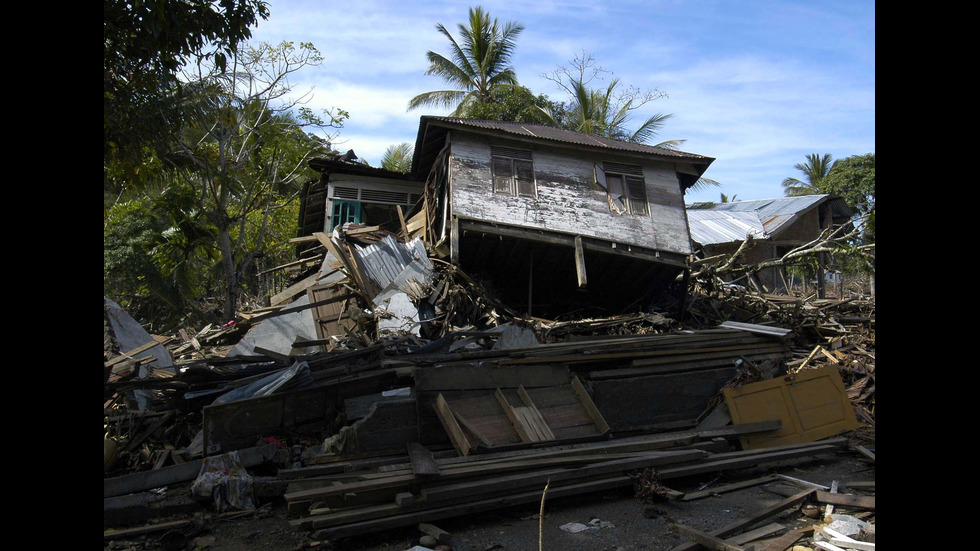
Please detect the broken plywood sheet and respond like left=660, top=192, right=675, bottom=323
left=724, top=366, right=859, bottom=450
left=434, top=378, right=608, bottom=455
left=307, top=282, right=359, bottom=340
left=416, top=363, right=571, bottom=446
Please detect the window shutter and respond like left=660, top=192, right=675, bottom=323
left=492, top=156, right=514, bottom=193
left=491, top=146, right=533, bottom=161
left=603, top=162, right=643, bottom=177
left=515, top=159, right=535, bottom=197
left=626, top=176, right=648, bottom=215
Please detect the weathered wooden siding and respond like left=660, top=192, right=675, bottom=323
left=449, top=132, right=693, bottom=255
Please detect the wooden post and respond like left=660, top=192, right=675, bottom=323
left=574, top=235, right=587, bottom=289
left=396, top=205, right=409, bottom=240
left=450, top=217, right=459, bottom=265
left=678, top=269, right=691, bottom=321
left=527, top=249, right=533, bottom=317
left=817, top=252, right=826, bottom=299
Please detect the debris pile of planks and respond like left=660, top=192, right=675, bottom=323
left=670, top=476, right=875, bottom=551
left=104, top=226, right=874, bottom=546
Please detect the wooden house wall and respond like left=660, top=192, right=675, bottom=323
left=448, top=132, right=694, bottom=256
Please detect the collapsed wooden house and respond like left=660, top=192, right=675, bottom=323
left=300, top=117, right=715, bottom=317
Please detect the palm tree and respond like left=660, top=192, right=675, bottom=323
left=380, top=143, right=413, bottom=173
left=543, top=74, right=684, bottom=149
left=782, top=153, right=834, bottom=196
left=407, top=7, right=524, bottom=115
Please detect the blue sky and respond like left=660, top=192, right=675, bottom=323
left=248, top=0, right=875, bottom=204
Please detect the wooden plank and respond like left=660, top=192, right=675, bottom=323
left=271, top=272, right=320, bottom=307
left=396, top=205, right=410, bottom=239
left=420, top=450, right=707, bottom=504
left=724, top=523, right=785, bottom=546
left=776, top=474, right=831, bottom=491
left=517, top=386, right=556, bottom=441
left=571, top=376, right=610, bottom=434
left=289, top=235, right=320, bottom=243
left=496, top=388, right=535, bottom=443
left=300, top=476, right=631, bottom=537
left=671, top=488, right=816, bottom=551
left=754, top=526, right=814, bottom=551
left=104, top=340, right=168, bottom=368
left=673, top=523, right=749, bottom=551
left=574, top=235, right=587, bottom=288
left=105, top=520, right=195, bottom=541
left=724, top=366, right=860, bottom=450
left=823, top=480, right=839, bottom=522
left=104, top=444, right=278, bottom=498
left=681, top=475, right=779, bottom=501
left=415, top=364, right=571, bottom=391
left=854, top=446, right=875, bottom=462
left=407, top=442, right=440, bottom=477
left=816, top=491, right=875, bottom=510
left=451, top=410, right=493, bottom=448
left=434, top=394, right=471, bottom=456
left=450, top=217, right=460, bottom=265
left=658, top=443, right=843, bottom=481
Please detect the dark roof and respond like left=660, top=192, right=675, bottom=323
left=308, top=157, right=418, bottom=181
left=412, top=116, right=714, bottom=183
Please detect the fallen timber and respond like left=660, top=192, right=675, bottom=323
left=289, top=438, right=845, bottom=538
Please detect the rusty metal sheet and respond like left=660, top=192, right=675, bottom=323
left=724, top=367, right=859, bottom=450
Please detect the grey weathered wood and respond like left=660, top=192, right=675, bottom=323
left=574, top=235, right=587, bottom=288
left=681, top=475, right=779, bottom=501
left=724, top=523, right=785, bottom=545
left=673, top=523, right=751, bottom=551
left=450, top=217, right=460, bottom=264
left=407, top=442, right=440, bottom=477
left=449, top=132, right=693, bottom=256
left=104, top=444, right=278, bottom=498
left=816, top=490, right=875, bottom=510
left=671, top=488, right=816, bottom=551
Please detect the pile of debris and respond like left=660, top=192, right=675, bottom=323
left=104, top=226, right=875, bottom=550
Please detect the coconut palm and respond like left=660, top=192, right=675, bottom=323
left=543, top=74, right=683, bottom=149
left=407, top=7, right=524, bottom=115
left=380, top=143, right=413, bottom=173
left=782, top=153, right=834, bottom=196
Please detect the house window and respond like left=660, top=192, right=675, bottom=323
left=491, top=146, right=536, bottom=197
left=602, top=162, right=648, bottom=216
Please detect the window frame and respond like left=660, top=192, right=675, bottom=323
left=602, top=162, right=649, bottom=216
left=491, top=146, right=537, bottom=198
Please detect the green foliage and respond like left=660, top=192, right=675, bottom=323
left=543, top=53, right=682, bottom=148
left=104, top=0, right=270, bottom=184
left=104, top=188, right=218, bottom=326
left=824, top=153, right=875, bottom=246
left=823, top=153, right=875, bottom=214
left=105, top=41, right=344, bottom=326
left=381, top=143, right=414, bottom=173
left=408, top=7, right=524, bottom=114
left=781, top=153, right=834, bottom=196
left=457, top=86, right=558, bottom=124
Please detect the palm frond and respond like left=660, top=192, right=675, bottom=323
left=408, top=89, right=467, bottom=111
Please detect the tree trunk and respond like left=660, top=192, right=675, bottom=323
left=219, top=224, right=237, bottom=322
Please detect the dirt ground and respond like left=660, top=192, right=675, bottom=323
left=106, top=445, right=874, bottom=551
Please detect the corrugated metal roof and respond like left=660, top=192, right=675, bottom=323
left=420, top=116, right=715, bottom=162
left=686, top=210, right=768, bottom=245
left=687, top=195, right=852, bottom=246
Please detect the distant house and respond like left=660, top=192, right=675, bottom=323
left=302, top=116, right=714, bottom=316
left=686, top=195, right=853, bottom=293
